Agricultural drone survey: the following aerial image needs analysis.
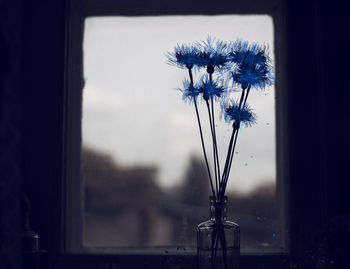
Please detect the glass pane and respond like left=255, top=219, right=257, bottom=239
left=82, top=15, right=281, bottom=252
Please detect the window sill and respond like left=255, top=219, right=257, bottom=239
left=53, top=253, right=288, bottom=269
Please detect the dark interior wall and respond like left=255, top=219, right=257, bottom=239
left=287, top=0, right=350, bottom=261
left=319, top=7, right=350, bottom=265
left=286, top=0, right=324, bottom=255
left=318, top=2, right=350, bottom=219
left=0, top=0, right=350, bottom=268
left=289, top=0, right=350, bottom=219
left=21, top=0, right=66, bottom=264
left=0, top=0, right=22, bottom=268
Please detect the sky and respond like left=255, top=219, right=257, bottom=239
left=82, top=15, right=276, bottom=193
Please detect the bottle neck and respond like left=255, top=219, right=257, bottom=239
left=209, top=196, right=228, bottom=221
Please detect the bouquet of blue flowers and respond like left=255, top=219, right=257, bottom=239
left=166, top=37, right=273, bottom=205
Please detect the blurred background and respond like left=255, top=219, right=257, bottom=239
left=82, top=15, right=281, bottom=252
left=82, top=147, right=279, bottom=251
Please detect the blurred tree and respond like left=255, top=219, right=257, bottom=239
left=181, top=155, right=210, bottom=206
left=82, top=146, right=161, bottom=216
left=226, top=180, right=276, bottom=218
left=82, top=147, right=278, bottom=249
left=82, top=146, right=164, bottom=246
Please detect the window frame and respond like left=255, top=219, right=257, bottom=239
left=56, top=0, right=316, bottom=267
left=19, top=0, right=340, bottom=268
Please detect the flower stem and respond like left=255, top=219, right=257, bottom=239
left=211, top=95, right=221, bottom=190
left=222, top=84, right=252, bottom=194
left=222, top=128, right=239, bottom=194
left=238, top=88, right=246, bottom=111
left=209, top=73, right=221, bottom=197
left=220, top=88, right=245, bottom=194
left=242, top=85, right=251, bottom=108
left=205, top=100, right=219, bottom=198
left=188, top=68, right=216, bottom=198
left=221, top=127, right=236, bottom=193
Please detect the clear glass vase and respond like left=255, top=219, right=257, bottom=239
left=197, top=196, right=240, bottom=269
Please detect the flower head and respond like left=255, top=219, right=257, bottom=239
left=166, top=44, right=201, bottom=70
left=198, top=78, right=225, bottom=101
left=223, top=101, right=256, bottom=127
left=226, top=40, right=273, bottom=90
left=178, top=79, right=201, bottom=104
left=197, top=36, right=229, bottom=73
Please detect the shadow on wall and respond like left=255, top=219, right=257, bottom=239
left=82, top=146, right=279, bottom=251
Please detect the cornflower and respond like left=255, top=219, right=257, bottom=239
left=197, top=37, right=229, bottom=74
left=178, top=79, right=201, bottom=104
left=198, top=79, right=225, bottom=101
left=225, top=40, right=273, bottom=90
left=223, top=101, right=256, bottom=128
left=165, top=44, right=201, bottom=70
left=167, top=37, right=274, bottom=268
left=166, top=37, right=273, bottom=201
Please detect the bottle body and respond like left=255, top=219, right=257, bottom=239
left=197, top=197, right=240, bottom=269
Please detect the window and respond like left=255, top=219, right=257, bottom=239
left=21, top=0, right=337, bottom=268
left=81, top=15, right=280, bottom=252
left=63, top=0, right=289, bottom=267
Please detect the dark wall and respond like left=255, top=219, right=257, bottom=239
left=0, top=0, right=350, bottom=268
left=2, top=0, right=65, bottom=268
left=0, top=0, right=23, bottom=268
left=287, top=0, right=350, bottom=262
left=317, top=2, right=350, bottom=219
left=21, top=0, right=66, bottom=265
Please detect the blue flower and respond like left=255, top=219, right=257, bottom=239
left=198, top=78, right=225, bottom=101
left=197, top=36, right=229, bottom=73
left=166, top=44, right=201, bottom=70
left=178, top=79, right=200, bottom=104
left=226, top=40, right=273, bottom=90
left=223, top=101, right=256, bottom=127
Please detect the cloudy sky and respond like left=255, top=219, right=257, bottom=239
left=82, top=15, right=276, bottom=193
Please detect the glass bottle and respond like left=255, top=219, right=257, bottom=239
left=197, top=196, right=240, bottom=269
